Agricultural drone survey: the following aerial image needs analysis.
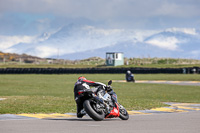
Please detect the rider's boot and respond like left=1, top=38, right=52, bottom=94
left=77, top=109, right=86, bottom=118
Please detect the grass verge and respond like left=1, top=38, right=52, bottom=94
left=0, top=74, right=200, bottom=114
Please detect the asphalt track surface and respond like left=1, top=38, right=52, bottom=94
left=1, top=103, right=200, bottom=133
left=1, top=111, right=200, bottom=133
left=113, top=80, right=200, bottom=86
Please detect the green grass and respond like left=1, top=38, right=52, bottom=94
left=0, top=74, right=200, bottom=114
left=0, top=64, right=97, bottom=68
left=0, top=63, right=200, bottom=68
left=118, top=64, right=200, bottom=68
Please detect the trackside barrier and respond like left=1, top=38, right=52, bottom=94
left=0, top=67, right=199, bottom=74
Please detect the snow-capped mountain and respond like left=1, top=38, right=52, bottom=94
left=1, top=24, right=199, bottom=60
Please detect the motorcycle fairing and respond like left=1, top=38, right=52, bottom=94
left=105, top=103, right=120, bottom=118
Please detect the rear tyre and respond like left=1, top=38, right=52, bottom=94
left=83, top=100, right=105, bottom=121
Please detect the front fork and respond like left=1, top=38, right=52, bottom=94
left=117, top=103, right=127, bottom=115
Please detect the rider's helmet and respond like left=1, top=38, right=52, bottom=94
left=78, top=76, right=86, bottom=81
left=127, top=70, right=131, bottom=74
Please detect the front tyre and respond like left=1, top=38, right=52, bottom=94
left=118, top=103, right=129, bottom=120
left=83, top=100, right=105, bottom=121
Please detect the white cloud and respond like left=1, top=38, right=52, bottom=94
left=0, top=35, right=34, bottom=50
left=145, top=36, right=180, bottom=51
left=82, top=25, right=124, bottom=36
left=0, top=25, right=162, bottom=57
left=165, top=28, right=197, bottom=35
left=35, top=46, right=59, bottom=58
left=1, top=24, right=199, bottom=58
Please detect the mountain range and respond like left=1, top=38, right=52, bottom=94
left=1, top=24, right=200, bottom=60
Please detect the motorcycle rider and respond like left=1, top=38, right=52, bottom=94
left=126, top=70, right=135, bottom=82
left=74, top=76, right=117, bottom=118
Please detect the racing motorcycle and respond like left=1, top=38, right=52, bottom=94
left=78, top=80, right=129, bottom=121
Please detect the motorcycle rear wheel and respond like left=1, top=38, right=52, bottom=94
left=83, top=100, right=105, bottom=121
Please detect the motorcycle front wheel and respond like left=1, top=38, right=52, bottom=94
left=83, top=100, right=105, bottom=121
left=118, top=103, right=129, bottom=120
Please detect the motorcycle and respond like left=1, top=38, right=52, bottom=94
left=78, top=80, right=129, bottom=121
left=126, top=74, right=135, bottom=82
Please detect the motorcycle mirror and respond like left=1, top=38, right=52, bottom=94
left=108, top=80, right=112, bottom=85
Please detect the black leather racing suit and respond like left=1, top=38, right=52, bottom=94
left=74, top=79, right=106, bottom=118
